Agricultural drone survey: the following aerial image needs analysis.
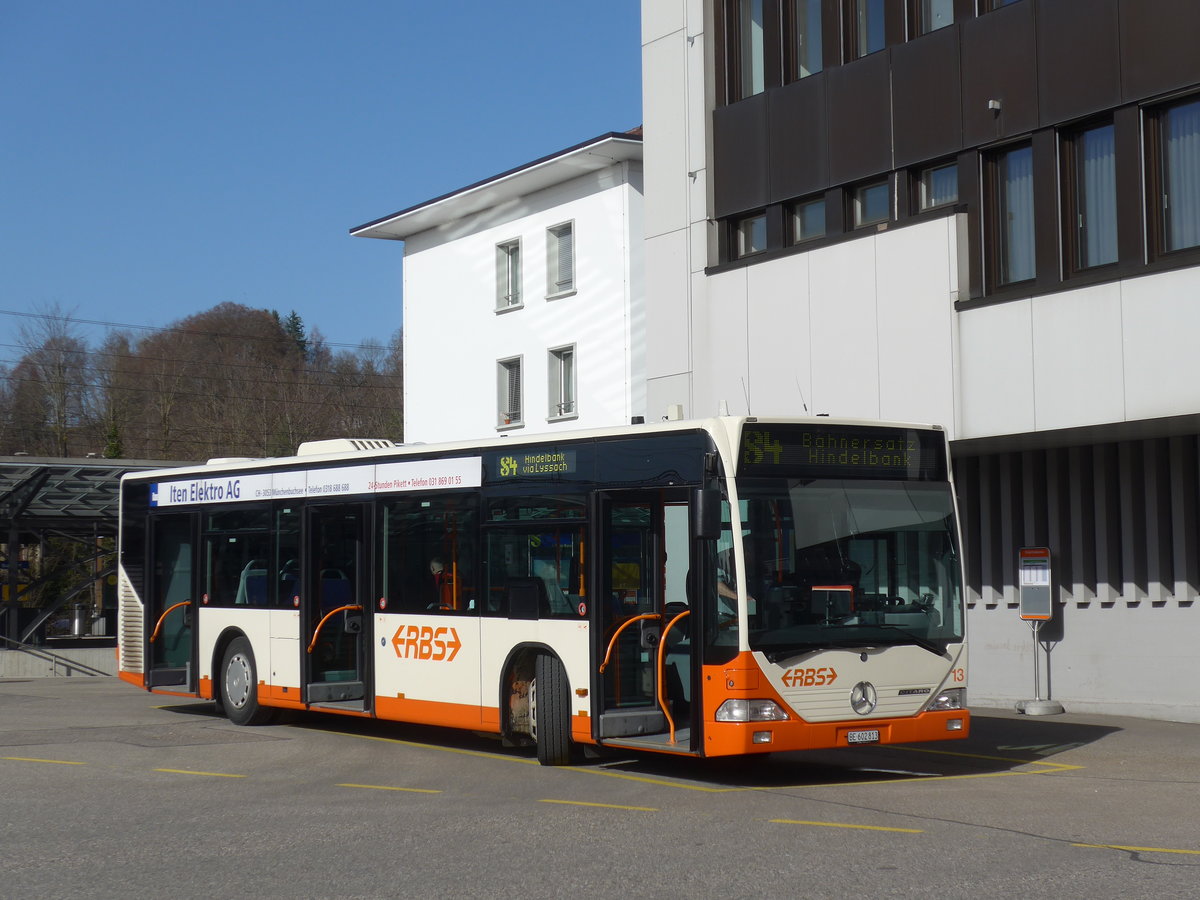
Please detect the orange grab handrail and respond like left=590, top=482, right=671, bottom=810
left=656, top=609, right=692, bottom=744
left=306, top=604, right=363, bottom=654
left=149, top=600, right=191, bottom=643
left=598, top=613, right=661, bottom=673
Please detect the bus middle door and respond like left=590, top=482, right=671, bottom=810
left=303, top=503, right=369, bottom=709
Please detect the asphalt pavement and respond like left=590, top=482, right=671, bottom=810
left=1, top=677, right=1197, bottom=899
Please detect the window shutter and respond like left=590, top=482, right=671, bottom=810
left=553, top=224, right=574, bottom=291
left=507, top=361, right=522, bottom=420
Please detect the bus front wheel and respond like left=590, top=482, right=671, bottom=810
left=533, top=653, right=572, bottom=766
left=220, top=637, right=275, bottom=726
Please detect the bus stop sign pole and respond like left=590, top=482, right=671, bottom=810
left=1015, top=547, right=1064, bottom=716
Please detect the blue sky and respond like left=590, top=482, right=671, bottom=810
left=1, top=1, right=642, bottom=353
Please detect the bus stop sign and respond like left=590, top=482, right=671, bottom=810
left=1018, top=547, right=1052, bottom=621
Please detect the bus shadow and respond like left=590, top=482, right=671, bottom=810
left=594, top=713, right=1122, bottom=788
left=156, top=702, right=1121, bottom=789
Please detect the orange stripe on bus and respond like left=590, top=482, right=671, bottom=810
left=375, top=695, right=494, bottom=732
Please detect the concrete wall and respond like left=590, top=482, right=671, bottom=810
left=968, top=602, right=1200, bottom=723
left=643, top=0, right=710, bottom=421
left=1, top=646, right=116, bottom=678
left=700, top=215, right=961, bottom=428
left=958, top=266, right=1200, bottom=439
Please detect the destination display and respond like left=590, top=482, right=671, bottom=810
left=738, top=424, right=946, bottom=481
left=485, top=445, right=588, bottom=485
left=497, top=449, right=577, bottom=478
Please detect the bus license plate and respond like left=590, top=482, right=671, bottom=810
left=847, top=729, right=880, bottom=744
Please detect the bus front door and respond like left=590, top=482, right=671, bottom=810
left=594, top=492, right=697, bottom=752
left=146, top=513, right=198, bottom=691
left=303, top=504, right=368, bottom=709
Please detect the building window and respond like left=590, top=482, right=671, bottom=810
left=495, top=239, right=521, bottom=310
left=728, top=0, right=766, bottom=100
left=981, top=0, right=1022, bottom=10
left=784, top=0, right=822, bottom=81
left=912, top=0, right=953, bottom=34
left=790, top=196, right=826, bottom=242
left=916, top=161, right=958, bottom=211
left=848, top=0, right=886, bottom=59
left=733, top=212, right=768, bottom=257
left=497, top=357, right=523, bottom=428
left=548, top=345, right=576, bottom=419
left=853, top=179, right=890, bottom=227
left=1153, top=97, right=1200, bottom=254
left=546, top=222, right=575, bottom=296
left=1063, top=122, right=1117, bottom=270
left=987, top=143, right=1036, bottom=286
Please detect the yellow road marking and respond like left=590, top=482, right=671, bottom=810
left=540, top=798, right=657, bottom=812
left=337, top=783, right=441, bottom=794
left=1074, top=843, right=1200, bottom=857
left=772, top=819, right=923, bottom=834
left=153, top=768, right=246, bottom=778
left=894, top=744, right=1084, bottom=773
left=2, top=756, right=86, bottom=766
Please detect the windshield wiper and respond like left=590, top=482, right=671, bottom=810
left=854, top=624, right=946, bottom=657
left=760, top=639, right=876, bottom=664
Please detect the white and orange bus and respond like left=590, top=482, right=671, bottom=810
left=117, top=416, right=968, bottom=765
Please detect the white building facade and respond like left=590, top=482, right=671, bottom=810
left=642, top=1, right=1200, bottom=722
left=353, top=133, right=645, bottom=444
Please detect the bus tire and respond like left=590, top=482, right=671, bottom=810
left=220, top=637, right=275, bottom=726
left=534, top=653, right=572, bottom=766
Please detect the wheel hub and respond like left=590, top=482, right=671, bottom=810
left=225, top=653, right=251, bottom=709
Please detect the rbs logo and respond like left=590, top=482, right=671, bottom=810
left=781, top=666, right=837, bottom=687
left=391, top=625, right=462, bottom=662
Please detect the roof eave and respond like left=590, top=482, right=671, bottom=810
left=349, top=132, right=643, bottom=241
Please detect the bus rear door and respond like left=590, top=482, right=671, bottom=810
left=303, top=503, right=369, bottom=710
left=146, top=513, right=199, bottom=691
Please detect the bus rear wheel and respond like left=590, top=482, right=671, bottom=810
left=220, top=637, right=275, bottom=726
left=533, top=653, right=572, bottom=766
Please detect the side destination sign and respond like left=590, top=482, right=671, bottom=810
left=497, top=449, right=577, bottom=478
left=149, top=457, right=482, bottom=507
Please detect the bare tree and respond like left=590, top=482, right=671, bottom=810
left=7, top=306, right=95, bottom=456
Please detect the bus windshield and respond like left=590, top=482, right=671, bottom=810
left=734, top=478, right=964, bottom=661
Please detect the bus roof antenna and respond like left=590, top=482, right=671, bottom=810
left=795, top=377, right=809, bottom=414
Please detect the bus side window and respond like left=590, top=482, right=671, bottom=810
left=275, top=506, right=301, bottom=608
left=484, top=525, right=584, bottom=619
left=205, top=509, right=270, bottom=607
left=381, top=496, right=479, bottom=615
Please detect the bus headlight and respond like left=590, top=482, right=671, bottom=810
left=928, top=688, right=965, bottom=711
left=715, top=699, right=790, bottom=722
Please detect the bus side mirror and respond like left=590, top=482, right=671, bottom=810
left=691, top=488, right=721, bottom=540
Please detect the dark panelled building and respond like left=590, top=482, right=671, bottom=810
left=711, top=0, right=1200, bottom=302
